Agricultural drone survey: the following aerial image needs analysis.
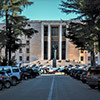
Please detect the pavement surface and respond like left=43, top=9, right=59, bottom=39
left=0, top=74, right=100, bottom=100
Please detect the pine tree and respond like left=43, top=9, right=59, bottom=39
left=66, top=22, right=96, bottom=65
left=0, top=0, right=37, bottom=65
left=60, top=0, right=100, bottom=66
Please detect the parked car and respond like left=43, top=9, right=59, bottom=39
left=0, top=71, right=12, bottom=90
left=75, top=69, right=84, bottom=80
left=71, top=69, right=78, bottom=78
left=64, top=65, right=73, bottom=75
left=31, top=64, right=37, bottom=68
left=0, top=66, right=21, bottom=86
left=98, top=76, right=100, bottom=90
left=21, top=67, right=40, bottom=79
left=33, top=69, right=40, bottom=76
left=27, top=68, right=38, bottom=77
left=0, top=80, right=3, bottom=90
left=80, top=71, right=88, bottom=83
left=20, top=68, right=31, bottom=80
left=87, top=66, right=100, bottom=89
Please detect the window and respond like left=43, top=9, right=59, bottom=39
left=26, top=48, right=30, bottom=53
left=90, top=70, right=100, bottom=75
left=51, top=26, right=59, bottom=36
left=81, top=56, right=84, bottom=61
left=26, top=56, right=30, bottom=61
left=88, top=51, right=91, bottom=53
left=95, top=57, right=98, bottom=61
left=81, top=50, right=83, bottom=53
left=62, top=26, right=66, bottom=36
left=0, top=68, right=11, bottom=73
left=28, top=24, right=31, bottom=27
left=88, top=56, right=91, bottom=61
left=19, top=56, right=22, bottom=61
left=19, top=40, right=22, bottom=44
left=26, top=40, right=30, bottom=45
left=44, top=41, right=48, bottom=59
left=19, top=48, right=22, bottom=53
left=12, top=67, right=19, bottom=72
left=62, top=41, right=66, bottom=59
left=44, top=26, right=48, bottom=36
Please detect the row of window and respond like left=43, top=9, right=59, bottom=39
left=81, top=50, right=91, bottom=53
left=20, top=40, right=30, bottom=45
left=19, top=40, right=30, bottom=53
left=88, top=56, right=98, bottom=61
left=44, top=26, right=66, bottom=36
left=19, top=56, right=30, bottom=61
left=80, top=56, right=98, bottom=61
left=19, top=48, right=30, bottom=53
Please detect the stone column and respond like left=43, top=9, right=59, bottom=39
left=59, top=24, right=62, bottom=60
left=48, top=24, right=51, bottom=60
left=66, top=24, right=69, bottom=60
left=41, top=23, right=44, bottom=60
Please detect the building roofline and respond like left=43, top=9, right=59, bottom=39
left=0, top=20, right=80, bottom=24
left=28, top=20, right=80, bottom=23
left=28, top=20, right=70, bottom=22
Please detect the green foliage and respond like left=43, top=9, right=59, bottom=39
left=0, top=0, right=37, bottom=65
left=9, top=56, right=17, bottom=66
left=67, top=22, right=96, bottom=51
left=60, top=0, right=100, bottom=65
left=60, top=0, right=100, bottom=20
left=0, top=56, right=17, bottom=66
left=0, top=57, right=7, bottom=66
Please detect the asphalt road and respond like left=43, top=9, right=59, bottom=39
left=0, top=74, right=100, bottom=100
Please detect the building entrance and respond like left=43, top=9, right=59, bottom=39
left=51, top=41, right=59, bottom=59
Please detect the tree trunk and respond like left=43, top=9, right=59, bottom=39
left=5, top=46, right=8, bottom=65
left=8, top=25, right=12, bottom=66
left=9, top=48, right=11, bottom=65
left=91, top=51, right=96, bottom=66
left=5, top=10, right=8, bottom=65
left=98, top=52, right=100, bottom=64
left=98, top=33, right=100, bottom=64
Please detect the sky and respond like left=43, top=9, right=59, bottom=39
left=0, top=0, right=78, bottom=23
left=21, top=0, right=78, bottom=21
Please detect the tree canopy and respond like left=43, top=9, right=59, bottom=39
left=60, top=0, right=100, bottom=65
left=0, top=0, right=37, bottom=65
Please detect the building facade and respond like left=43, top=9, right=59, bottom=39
left=1, top=20, right=99, bottom=65
left=15, top=20, right=80, bottom=64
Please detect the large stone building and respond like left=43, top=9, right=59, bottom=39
left=15, top=20, right=80, bottom=64
left=0, top=20, right=100, bottom=65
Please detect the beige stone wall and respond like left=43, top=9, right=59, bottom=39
left=15, top=35, right=29, bottom=63
left=68, top=42, right=79, bottom=62
left=79, top=50, right=89, bottom=64
left=15, top=21, right=42, bottom=63
left=30, top=22, right=41, bottom=61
